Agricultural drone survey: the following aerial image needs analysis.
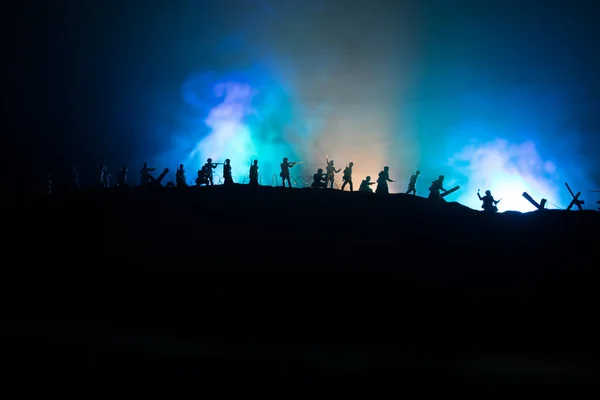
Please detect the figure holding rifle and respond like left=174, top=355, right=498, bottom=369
left=280, top=157, right=302, bottom=188
left=203, top=158, right=221, bottom=186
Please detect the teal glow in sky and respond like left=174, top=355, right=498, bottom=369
left=174, top=71, right=575, bottom=212
left=450, top=139, right=567, bottom=211
left=128, top=1, right=599, bottom=213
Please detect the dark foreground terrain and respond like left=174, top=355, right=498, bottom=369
left=2, top=184, right=600, bottom=386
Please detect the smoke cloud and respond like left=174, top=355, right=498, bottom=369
left=136, top=0, right=600, bottom=211
left=450, top=139, right=566, bottom=212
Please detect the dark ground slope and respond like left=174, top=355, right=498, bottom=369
left=2, top=185, right=600, bottom=384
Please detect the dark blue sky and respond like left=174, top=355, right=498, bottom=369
left=4, top=0, right=600, bottom=192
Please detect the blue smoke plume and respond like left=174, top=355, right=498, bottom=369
left=177, top=68, right=304, bottom=185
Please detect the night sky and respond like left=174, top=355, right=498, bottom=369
left=4, top=0, right=600, bottom=210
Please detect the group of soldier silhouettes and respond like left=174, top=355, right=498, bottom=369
left=48, top=165, right=125, bottom=194
left=304, top=157, right=500, bottom=212
left=53, top=156, right=501, bottom=213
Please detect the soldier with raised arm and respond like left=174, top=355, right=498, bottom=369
left=325, top=156, right=341, bottom=189
left=477, top=189, right=500, bottom=213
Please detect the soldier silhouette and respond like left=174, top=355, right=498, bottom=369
left=280, top=157, right=295, bottom=187
left=477, top=189, right=500, bottom=213
left=117, top=166, right=128, bottom=187
left=406, top=170, right=420, bottom=195
left=140, top=162, right=156, bottom=187
left=311, top=168, right=327, bottom=189
left=223, top=159, right=233, bottom=185
left=98, top=165, right=105, bottom=188
left=176, top=164, right=187, bottom=187
left=249, top=160, right=259, bottom=187
left=102, top=166, right=111, bottom=188
left=341, top=162, right=354, bottom=192
left=195, top=166, right=209, bottom=186
left=325, top=157, right=341, bottom=189
left=359, top=176, right=376, bottom=193
left=375, top=166, right=395, bottom=195
left=48, top=173, right=55, bottom=195
left=71, top=166, right=80, bottom=191
left=204, top=158, right=219, bottom=185
left=428, top=175, right=447, bottom=201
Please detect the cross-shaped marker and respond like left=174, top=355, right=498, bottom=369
left=522, top=192, right=547, bottom=210
left=149, top=168, right=170, bottom=187
left=565, top=182, right=585, bottom=211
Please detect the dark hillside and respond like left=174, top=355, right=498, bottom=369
left=2, top=185, right=599, bottom=384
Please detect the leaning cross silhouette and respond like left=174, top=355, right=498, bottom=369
left=565, top=182, right=585, bottom=211
left=522, top=192, right=547, bottom=211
